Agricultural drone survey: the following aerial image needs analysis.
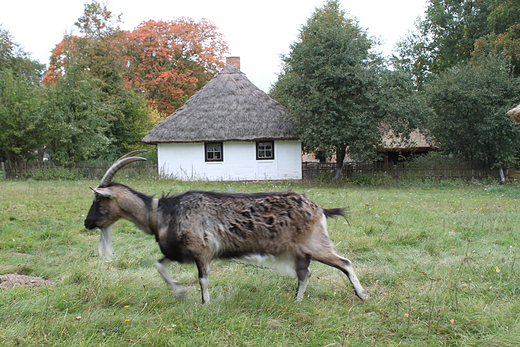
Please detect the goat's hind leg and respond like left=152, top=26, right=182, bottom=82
left=295, top=255, right=311, bottom=302
left=339, top=255, right=367, bottom=300
left=155, top=257, right=187, bottom=299
left=195, top=259, right=211, bottom=304
left=314, top=253, right=368, bottom=300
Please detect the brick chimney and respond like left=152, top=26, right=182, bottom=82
left=226, top=56, right=240, bottom=70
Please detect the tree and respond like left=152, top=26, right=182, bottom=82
left=390, top=0, right=520, bottom=171
left=45, top=13, right=229, bottom=118
left=421, top=0, right=491, bottom=72
left=396, top=0, right=520, bottom=80
left=394, top=0, right=486, bottom=81
left=472, top=0, right=520, bottom=76
left=40, top=62, right=111, bottom=164
left=0, top=69, right=43, bottom=162
left=272, top=0, right=383, bottom=176
left=43, top=1, right=125, bottom=86
left=391, top=31, right=433, bottom=89
left=42, top=1, right=229, bottom=159
left=124, top=18, right=229, bottom=116
left=42, top=1, right=155, bottom=159
left=394, top=0, right=492, bottom=78
left=377, top=68, right=432, bottom=134
left=0, top=26, right=45, bottom=162
left=424, top=55, right=520, bottom=165
left=74, top=0, right=122, bottom=37
left=0, top=25, right=45, bottom=83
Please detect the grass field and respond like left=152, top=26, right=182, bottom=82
left=1, top=179, right=520, bottom=346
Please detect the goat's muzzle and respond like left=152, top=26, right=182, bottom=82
left=84, top=218, right=98, bottom=230
left=84, top=199, right=101, bottom=230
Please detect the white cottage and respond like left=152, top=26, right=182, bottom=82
left=142, top=57, right=302, bottom=181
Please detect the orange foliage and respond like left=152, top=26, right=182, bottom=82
left=43, top=17, right=229, bottom=116
left=473, top=25, right=520, bottom=69
left=124, top=18, right=228, bottom=116
left=42, top=32, right=127, bottom=86
left=42, top=38, right=75, bottom=86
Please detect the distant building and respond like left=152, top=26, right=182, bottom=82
left=378, top=126, right=438, bottom=164
left=302, top=127, right=437, bottom=164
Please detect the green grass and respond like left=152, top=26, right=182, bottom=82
left=1, top=179, right=520, bottom=346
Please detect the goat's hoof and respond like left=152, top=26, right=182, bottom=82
left=294, top=294, right=305, bottom=302
left=357, top=289, right=369, bottom=301
left=174, top=287, right=187, bottom=299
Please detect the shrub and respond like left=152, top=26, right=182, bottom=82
left=29, top=166, right=81, bottom=180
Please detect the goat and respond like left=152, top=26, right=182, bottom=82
left=84, top=151, right=367, bottom=304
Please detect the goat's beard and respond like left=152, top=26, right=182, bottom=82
left=99, top=227, right=113, bottom=261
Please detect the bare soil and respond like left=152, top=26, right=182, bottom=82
left=0, top=274, right=55, bottom=288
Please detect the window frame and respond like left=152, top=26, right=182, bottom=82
left=256, top=141, right=274, bottom=160
left=205, top=142, right=223, bottom=162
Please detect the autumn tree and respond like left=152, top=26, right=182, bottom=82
left=42, top=1, right=155, bottom=159
left=272, top=0, right=384, bottom=177
left=42, top=1, right=228, bottom=160
left=124, top=18, right=229, bottom=116
left=43, top=1, right=125, bottom=86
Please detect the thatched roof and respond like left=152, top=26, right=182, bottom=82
left=380, top=126, right=437, bottom=151
left=142, top=65, right=296, bottom=144
left=508, top=104, right=520, bottom=123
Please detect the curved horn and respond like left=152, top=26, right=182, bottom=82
left=116, top=150, right=148, bottom=161
left=99, top=152, right=148, bottom=187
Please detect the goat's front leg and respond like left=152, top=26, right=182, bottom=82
left=196, top=259, right=211, bottom=304
left=155, top=257, right=186, bottom=298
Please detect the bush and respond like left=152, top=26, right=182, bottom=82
left=345, top=174, right=384, bottom=186
left=29, top=166, right=81, bottom=180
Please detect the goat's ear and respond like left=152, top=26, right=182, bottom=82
left=91, top=187, right=116, bottom=198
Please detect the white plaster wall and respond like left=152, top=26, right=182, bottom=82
left=157, top=141, right=302, bottom=181
left=276, top=141, right=303, bottom=179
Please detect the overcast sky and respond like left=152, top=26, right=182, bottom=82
left=1, top=0, right=427, bottom=92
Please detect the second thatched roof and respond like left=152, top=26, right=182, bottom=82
left=508, top=104, right=520, bottom=123
left=142, top=65, right=296, bottom=144
left=380, top=126, right=437, bottom=151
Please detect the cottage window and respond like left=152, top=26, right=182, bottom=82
left=205, top=142, right=223, bottom=162
left=256, top=141, right=274, bottom=160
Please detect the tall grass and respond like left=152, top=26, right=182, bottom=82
left=1, top=179, right=519, bottom=346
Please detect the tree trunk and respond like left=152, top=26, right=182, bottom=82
left=334, top=147, right=346, bottom=179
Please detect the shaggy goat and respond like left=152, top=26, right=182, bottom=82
left=84, top=151, right=367, bottom=304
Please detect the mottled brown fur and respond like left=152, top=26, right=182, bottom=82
left=156, top=191, right=324, bottom=260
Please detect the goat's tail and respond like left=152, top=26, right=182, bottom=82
left=323, top=207, right=346, bottom=218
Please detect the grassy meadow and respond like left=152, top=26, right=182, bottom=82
left=1, top=178, right=520, bottom=346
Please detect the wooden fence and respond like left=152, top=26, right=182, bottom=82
left=302, top=161, right=500, bottom=181
left=0, top=160, right=505, bottom=181
left=1, top=161, right=158, bottom=180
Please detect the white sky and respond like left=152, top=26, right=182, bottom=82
left=1, top=0, right=427, bottom=92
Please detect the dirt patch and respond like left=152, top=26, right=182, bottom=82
left=0, top=274, right=55, bottom=288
